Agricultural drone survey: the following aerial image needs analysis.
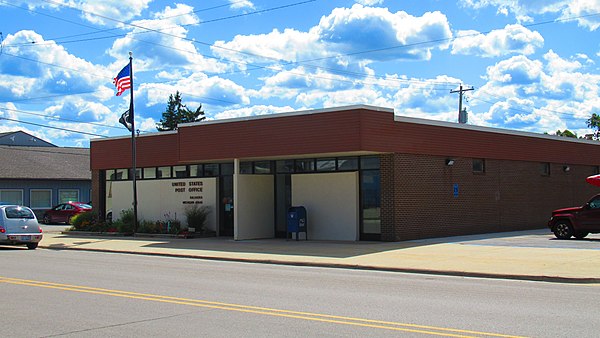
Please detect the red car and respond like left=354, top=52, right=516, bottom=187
left=548, top=194, right=600, bottom=239
left=42, top=202, right=92, bottom=224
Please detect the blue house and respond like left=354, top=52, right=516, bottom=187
left=0, top=131, right=91, bottom=218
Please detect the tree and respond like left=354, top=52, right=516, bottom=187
left=555, top=129, right=577, bottom=138
left=587, top=113, right=600, bottom=139
left=156, top=91, right=205, bottom=131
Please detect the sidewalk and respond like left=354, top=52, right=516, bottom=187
left=38, top=228, right=600, bottom=283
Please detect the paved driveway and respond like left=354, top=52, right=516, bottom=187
left=447, top=229, right=600, bottom=250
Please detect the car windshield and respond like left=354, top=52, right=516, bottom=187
left=75, top=203, right=92, bottom=209
left=5, top=206, right=35, bottom=219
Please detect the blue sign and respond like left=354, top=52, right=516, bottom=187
left=453, top=183, right=459, bottom=197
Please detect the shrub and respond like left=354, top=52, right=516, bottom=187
left=184, top=205, right=210, bottom=232
left=115, top=209, right=135, bottom=234
left=70, top=211, right=96, bottom=230
left=137, top=220, right=162, bottom=234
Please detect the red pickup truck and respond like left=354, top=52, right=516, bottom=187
left=548, top=194, right=600, bottom=239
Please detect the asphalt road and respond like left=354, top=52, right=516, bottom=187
left=1, top=247, right=599, bottom=337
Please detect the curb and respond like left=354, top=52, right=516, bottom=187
left=38, top=245, right=600, bottom=285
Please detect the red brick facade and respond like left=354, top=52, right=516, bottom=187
left=380, top=153, right=599, bottom=241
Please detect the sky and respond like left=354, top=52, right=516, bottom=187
left=1, top=0, right=599, bottom=147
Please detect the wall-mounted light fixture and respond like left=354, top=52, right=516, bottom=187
left=445, top=159, right=455, bottom=166
left=563, top=165, right=571, bottom=172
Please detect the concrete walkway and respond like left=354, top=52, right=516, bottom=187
left=38, top=227, right=600, bottom=283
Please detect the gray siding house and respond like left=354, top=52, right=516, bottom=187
left=0, top=131, right=91, bottom=218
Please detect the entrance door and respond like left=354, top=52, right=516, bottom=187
left=219, top=176, right=234, bottom=236
left=274, top=174, right=291, bottom=238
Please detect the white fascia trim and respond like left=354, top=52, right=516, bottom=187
left=394, top=115, right=600, bottom=145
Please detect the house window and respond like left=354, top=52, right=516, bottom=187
left=204, top=163, right=219, bottom=176
left=540, top=162, right=551, bottom=176
left=276, top=160, right=294, bottom=173
left=361, top=156, right=380, bottom=170
left=473, top=159, right=485, bottom=173
left=106, top=170, right=116, bottom=181
left=240, top=162, right=253, bottom=174
left=30, top=189, right=52, bottom=209
left=295, top=159, right=314, bottom=172
left=59, top=189, right=79, bottom=203
left=0, top=189, right=23, bottom=205
left=254, top=161, right=272, bottom=174
left=338, top=157, right=358, bottom=171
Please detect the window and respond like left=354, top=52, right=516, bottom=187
left=143, top=167, right=156, bottom=179
left=0, top=189, right=23, bottom=205
left=157, top=167, right=171, bottom=178
left=204, top=163, right=219, bottom=176
left=173, top=166, right=188, bottom=178
left=106, top=170, right=116, bottom=181
left=254, top=161, right=272, bottom=174
left=295, top=159, right=314, bottom=172
left=190, top=164, right=203, bottom=177
left=276, top=160, right=294, bottom=173
left=30, top=189, right=52, bottom=209
left=115, top=168, right=128, bottom=180
left=221, top=163, right=234, bottom=175
left=540, top=162, right=551, bottom=176
left=473, top=159, right=485, bottom=173
left=240, top=162, right=253, bottom=174
left=316, top=158, right=336, bottom=172
left=5, top=206, right=34, bottom=219
left=361, top=156, right=380, bottom=170
left=338, top=157, right=358, bottom=171
left=59, top=189, right=79, bottom=204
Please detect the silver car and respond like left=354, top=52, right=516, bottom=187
left=0, top=205, right=43, bottom=250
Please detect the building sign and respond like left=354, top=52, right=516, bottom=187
left=172, top=181, right=205, bottom=205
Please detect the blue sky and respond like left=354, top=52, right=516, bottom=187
left=1, top=0, right=599, bottom=147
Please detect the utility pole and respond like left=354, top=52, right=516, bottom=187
left=450, top=85, right=473, bottom=124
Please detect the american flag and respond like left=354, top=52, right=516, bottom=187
left=113, top=63, right=131, bottom=96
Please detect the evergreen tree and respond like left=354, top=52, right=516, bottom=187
left=156, top=91, right=205, bottom=131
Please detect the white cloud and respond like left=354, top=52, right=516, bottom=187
left=355, top=0, right=384, bottom=5
left=79, top=0, right=152, bottom=26
left=0, top=30, right=108, bottom=99
left=461, top=0, right=600, bottom=30
left=211, top=105, right=292, bottom=120
left=485, top=55, right=543, bottom=84
left=451, top=24, right=544, bottom=57
left=108, top=4, right=227, bottom=73
left=229, top=0, right=254, bottom=10
left=472, top=51, right=600, bottom=133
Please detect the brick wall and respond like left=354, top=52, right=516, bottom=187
left=383, top=153, right=599, bottom=241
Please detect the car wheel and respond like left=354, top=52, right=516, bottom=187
left=574, top=232, right=589, bottom=240
left=26, top=243, right=38, bottom=250
left=43, top=215, right=51, bottom=224
left=553, top=220, right=573, bottom=239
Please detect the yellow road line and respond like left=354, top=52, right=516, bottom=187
left=0, top=276, right=526, bottom=338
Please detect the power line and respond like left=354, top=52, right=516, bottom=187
left=0, top=117, right=107, bottom=137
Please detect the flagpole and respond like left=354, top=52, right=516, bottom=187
left=128, top=51, right=138, bottom=234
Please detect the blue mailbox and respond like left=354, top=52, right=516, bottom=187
left=287, top=206, right=307, bottom=241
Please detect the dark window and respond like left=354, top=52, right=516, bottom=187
left=473, top=159, right=485, bottom=173
left=115, top=169, right=128, bottom=180
left=316, top=158, right=336, bottom=172
left=540, top=162, right=551, bottom=176
left=254, top=161, right=272, bottom=174
left=173, top=166, right=188, bottom=178
left=240, top=162, right=253, bottom=174
left=338, top=157, right=359, bottom=171
left=361, top=156, right=380, bottom=170
left=276, top=160, right=294, bottom=173
left=221, top=163, right=234, bottom=175
left=204, top=163, right=220, bottom=176
left=295, top=159, right=314, bottom=172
